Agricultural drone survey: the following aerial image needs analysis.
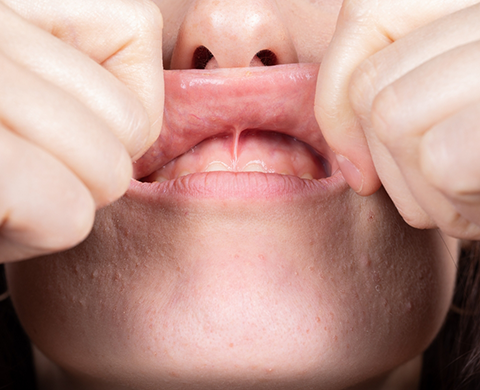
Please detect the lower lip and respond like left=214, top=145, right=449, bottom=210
left=127, top=171, right=347, bottom=204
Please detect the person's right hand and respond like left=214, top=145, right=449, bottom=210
left=0, top=0, right=164, bottom=263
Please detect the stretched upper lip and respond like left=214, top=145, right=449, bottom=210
left=133, top=63, right=335, bottom=180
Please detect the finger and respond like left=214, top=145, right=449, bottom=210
left=350, top=3, right=480, bottom=125
left=370, top=41, right=480, bottom=238
left=420, top=100, right=480, bottom=233
left=0, top=52, right=132, bottom=208
left=0, top=0, right=164, bottom=159
left=0, top=126, right=95, bottom=263
left=315, top=0, right=479, bottom=195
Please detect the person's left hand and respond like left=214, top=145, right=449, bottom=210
left=316, top=0, right=480, bottom=240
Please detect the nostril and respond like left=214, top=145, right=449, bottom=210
left=193, top=46, right=214, bottom=69
left=256, top=50, right=277, bottom=66
left=192, top=47, right=278, bottom=69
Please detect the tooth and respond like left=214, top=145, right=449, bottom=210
left=243, top=161, right=267, bottom=172
left=301, top=173, right=314, bottom=180
left=178, top=171, right=191, bottom=178
left=204, top=161, right=230, bottom=172
left=155, top=176, right=168, bottom=183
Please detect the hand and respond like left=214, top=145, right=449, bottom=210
left=0, top=0, right=163, bottom=262
left=316, top=0, right=480, bottom=239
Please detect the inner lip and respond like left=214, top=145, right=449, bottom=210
left=134, top=63, right=337, bottom=182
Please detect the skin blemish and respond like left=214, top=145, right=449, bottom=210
left=359, top=254, right=372, bottom=269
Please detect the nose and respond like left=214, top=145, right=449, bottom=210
left=170, top=0, right=298, bottom=69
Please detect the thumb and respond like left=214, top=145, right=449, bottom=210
left=315, top=0, right=476, bottom=195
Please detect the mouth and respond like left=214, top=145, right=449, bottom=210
left=133, top=63, right=339, bottom=186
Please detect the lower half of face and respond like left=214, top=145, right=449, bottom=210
left=6, top=181, right=456, bottom=390
left=5, top=1, right=458, bottom=388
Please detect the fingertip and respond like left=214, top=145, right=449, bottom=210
left=336, top=154, right=364, bottom=193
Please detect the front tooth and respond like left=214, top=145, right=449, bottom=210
left=178, top=170, right=191, bottom=178
left=243, top=161, right=267, bottom=172
left=155, top=176, right=168, bottom=183
left=204, top=161, right=230, bottom=172
left=301, top=173, right=314, bottom=180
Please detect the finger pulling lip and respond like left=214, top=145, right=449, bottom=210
left=133, top=63, right=338, bottom=182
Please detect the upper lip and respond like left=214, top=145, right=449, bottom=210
left=133, top=63, right=335, bottom=180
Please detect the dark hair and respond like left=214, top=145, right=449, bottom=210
left=2, top=243, right=480, bottom=389
left=421, top=241, right=480, bottom=389
left=0, top=265, right=36, bottom=390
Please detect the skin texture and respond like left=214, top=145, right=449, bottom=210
left=2, top=0, right=477, bottom=388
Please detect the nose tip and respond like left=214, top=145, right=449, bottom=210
left=170, top=0, right=298, bottom=69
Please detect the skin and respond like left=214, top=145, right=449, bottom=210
left=1, top=0, right=479, bottom=388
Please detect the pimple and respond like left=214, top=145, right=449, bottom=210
left=405, top=301, right=413, bottom=312
left=359, top=254, right=372, bottom=269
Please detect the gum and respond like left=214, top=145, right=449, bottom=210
left=146, top=131, right=327, bottom=181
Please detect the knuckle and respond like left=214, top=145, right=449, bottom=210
left=421, top=148, right=471, bottom=203
left=340, top=0, right=375, bottom=24
left=56, top=203, right=96, bottom=250
left=427, top=170, right=455, bottom=200
left=436, top=211, right=474, bottom=240
left=398, top=207, right=436, bottom=230
left=52, top=188, right=96, bottom=251
left=122, top=0, right=163, bottom=36
left=370, top=84, right=405, bottom=149
left=33, top=191, right=96, bottom=254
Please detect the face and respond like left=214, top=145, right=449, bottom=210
left=6, top=1, right=457, bottom=389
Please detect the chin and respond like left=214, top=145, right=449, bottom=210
left=6, top=64, right=457, bottom=390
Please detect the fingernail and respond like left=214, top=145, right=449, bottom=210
left=336, top=155, right=364, bottom=193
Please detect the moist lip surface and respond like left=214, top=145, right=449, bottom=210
left=131, top=63, right=344, bottom=199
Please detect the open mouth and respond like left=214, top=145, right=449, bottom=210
left=134, top=63, right=338, bottom=185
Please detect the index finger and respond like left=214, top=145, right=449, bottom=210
left=315, top=0, right=478, bottom=195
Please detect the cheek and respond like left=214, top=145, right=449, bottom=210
left=279, top=0, right=343, bottom=63
left=5, top=189, right=457, bottom=388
